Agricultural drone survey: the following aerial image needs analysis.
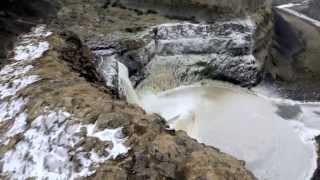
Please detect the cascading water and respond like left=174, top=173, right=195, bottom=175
left=117, top=62, right=141, bottom=106
left=135, top=18, right=259, bottom=94
left=93, top=50, right=141, bottom=105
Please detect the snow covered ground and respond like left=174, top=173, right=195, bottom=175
left=0, top=25, right=50, bottom=145
left=0, top=26, right=129, bottom=180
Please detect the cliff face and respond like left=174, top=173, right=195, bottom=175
left=119, top=0, right=270, bottom=21
left=51, top=0, right=272, bottom=89
left=263, top=5, right=320, bottom=100
left=111, top=0, right=273, bottom=88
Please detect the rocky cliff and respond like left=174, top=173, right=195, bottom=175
left=119, top=0, right=270, bottom=21
left=262, top=4, right=320, bottom=101
left=49, top=0, right=273, bottom=91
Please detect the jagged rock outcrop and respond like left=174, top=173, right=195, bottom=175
left=0, top=25, right=254, bottom=180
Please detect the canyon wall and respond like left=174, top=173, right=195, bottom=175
left=264, top=6, right=320, bottom=100
left=60, top=0, right=272, bottom=90
left=119, top=0, right=270, bottom=21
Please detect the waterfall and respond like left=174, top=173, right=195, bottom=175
left=117, top=62, right=141, bottom=106
left=93, top=50, right=141, bottom=106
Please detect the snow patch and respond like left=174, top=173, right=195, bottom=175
left=1, top=110, right=129, bottom=180
left=0, top=75, right=40, bottom=99
left=0, top=97, right=26, bottom=122
left=1, top=111, right=74, bottom=180
left=277, top=3, right=320, bottom=27
left=5, top=112, right=28, bottom=137
left=14, top=41, right=50, bottom=61
left=85, top=124, right=129, bottom=159
left=22, top=25, right=53, bottom=39
left=0, top=25, right=50, bottom=148
left=277, top=3, right=301, bottom=9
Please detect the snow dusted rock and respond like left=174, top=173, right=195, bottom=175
left=0, top=25, right=253, bottom=180
left=94, top=18, right=266, bottom=94
left=0, top=25, right=50, bottom=145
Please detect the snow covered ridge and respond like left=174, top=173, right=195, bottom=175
left=277, top=3, right=320, bottom=27
left=0, top=25, right=51, bottom=145
left=0, top=25, right=129, bottom=179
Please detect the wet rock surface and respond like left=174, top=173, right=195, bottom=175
left=261, top=6, right=320, bottom=101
